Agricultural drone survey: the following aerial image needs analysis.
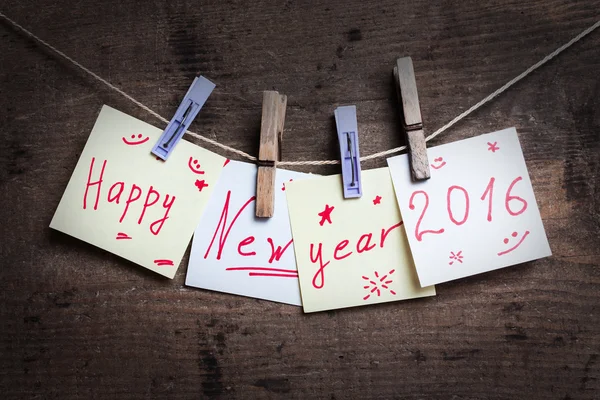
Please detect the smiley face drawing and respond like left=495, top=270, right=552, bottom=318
left=188, top=157, right=205, bottom=174
left=122, top=133, right=150, bottom=145
left=430, top=157, right=446, bottom=170
left=497, top=230, right=530, bottom=256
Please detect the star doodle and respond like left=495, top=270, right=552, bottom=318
left=195, top=179, right=209, bottom=192
left=487, top=142, right=500, bottom=152
left=317, top=204, right=335, bottom=226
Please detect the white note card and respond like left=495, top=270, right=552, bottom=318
left=387, top=128, right=551, bottom=287
left=186, top=160, right=313, bottom=306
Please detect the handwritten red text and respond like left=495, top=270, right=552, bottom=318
left=83, top=157, right=176, bottom=236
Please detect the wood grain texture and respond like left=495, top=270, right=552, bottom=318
left=395, top=57, right=431, bottom=180
left=256, top=91, right=286, bottom=217
left=0, top=0, right=599, bottom=399
left=395, top=57, right=423, bottom=128
left=406, top=128, right=431, bottom=181
left=256, top=166, right=276, bottom=218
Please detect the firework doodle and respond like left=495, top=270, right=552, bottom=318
left=362, top=269, right=396, bottom=300
left=449, top=251, right=464, bottom=265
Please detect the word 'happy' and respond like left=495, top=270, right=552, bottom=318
left=82, top=157, right=175, bottom=235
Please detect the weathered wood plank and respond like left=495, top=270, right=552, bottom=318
left=0, top=0, right=599, bottom=399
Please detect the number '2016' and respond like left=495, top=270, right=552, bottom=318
left=408, top=176, right=528, bottom=242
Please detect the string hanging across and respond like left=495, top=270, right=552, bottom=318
left=1, top=11, right=598, bottom=167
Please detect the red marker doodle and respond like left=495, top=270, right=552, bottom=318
left=431, top=157, right=447, bottom=170
left=226, top=267, right=298, bottom=278
left=122, top=134, right=150, bottom=146
left=154, top=259, right=174, bottom=266
left=116, top=232, right=132, bottom=240
left=487, top=142, right=500, bottom=152
left=188, top=157, right=205, bottom=174
left=448, top=251, right=463, bottom=265
left=281, top=179, right=293, bottom=191
left=317, top=204, right=335, bottom=226
left=362, top=269, right=396, bottom=300
left=248, top=272, right=299, bottom=278
left=373, top=195, right=382, bottom=205
left=498, top=231, right=530, bottom=256
left=195, top=179, right=209, bottom=192
left=223, top=159, right=230, bottom=167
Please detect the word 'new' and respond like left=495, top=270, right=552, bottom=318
left=202, top=191, right=294, bottom=263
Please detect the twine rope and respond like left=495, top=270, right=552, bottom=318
left=1, top=11, right=598, bottom=166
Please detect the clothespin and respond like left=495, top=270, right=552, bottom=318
left=152, top=76, right=216, bottom=160
left=256, top=90, right=287, bottom=218
left=334, top=105, right=362, bottom=198
left=394, top=57, right=431, bottom=181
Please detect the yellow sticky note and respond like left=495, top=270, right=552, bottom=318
left=50, top=105, right=225, bottom=278
left=286, top=168, right=435, bottom=312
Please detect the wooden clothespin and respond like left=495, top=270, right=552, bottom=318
left=256, top=90, right=287, bottom=218
left=394, top=57, right=431, bottom=181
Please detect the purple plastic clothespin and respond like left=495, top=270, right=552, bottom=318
left=334, top=105, right=362, bottom=198
left=151, top=76, right=216, bottom=160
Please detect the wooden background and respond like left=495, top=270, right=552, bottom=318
left=1, top=1, right=599, bottom=398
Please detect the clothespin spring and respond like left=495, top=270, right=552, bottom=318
left=151, top=76, right=216, bottom=161
left=163, top=102, right=194, bottom=149
left=346, top=133, right=356, bottom=187
left=335, top=105, right=362, bottom=198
